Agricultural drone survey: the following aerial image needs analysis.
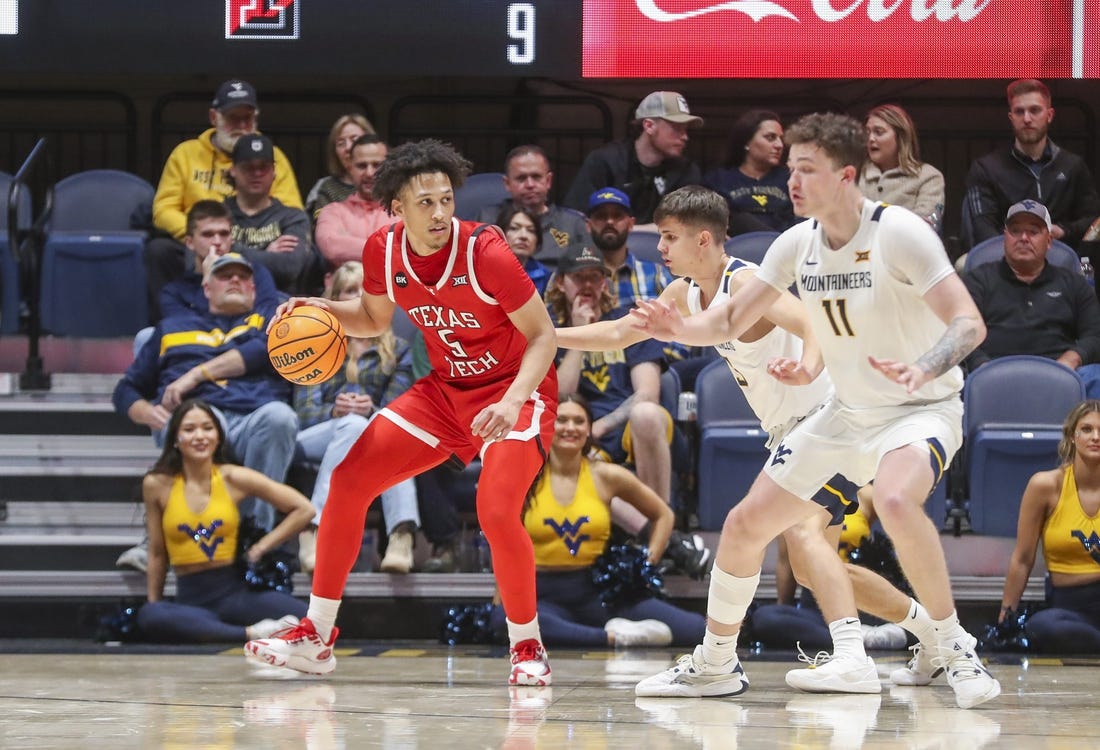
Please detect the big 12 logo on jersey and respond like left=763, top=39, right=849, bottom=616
left=226, top=0, right=300, bottom=40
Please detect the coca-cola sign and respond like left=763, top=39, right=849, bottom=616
left=583, top=0, right=1091, bottom=78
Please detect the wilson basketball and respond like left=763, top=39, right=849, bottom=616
left=267, top=305, right=346, bottom=385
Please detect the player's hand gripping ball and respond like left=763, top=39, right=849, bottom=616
left=267, top=305, right=347, bottom=384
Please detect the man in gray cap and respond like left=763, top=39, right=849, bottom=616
left=963, top=199, right=1100, bottom=393
left=564, top=91, right=703, bottom=226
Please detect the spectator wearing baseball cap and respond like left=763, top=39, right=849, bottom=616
left=556, top=243, right=612, bottom=278
left=546, top=239, right=675, bottom=521
left=587, top=187, right=633, bottom=216
left=633, top=91, right=704, bottom=127
left=581, top=186, right=690, bottom=369
left=212, top=79, right=259, bottom=113
left=962, top=199, right=1100, bottom=394
left=146, top=79, right=303, bottom=321
left=564, top=91, right=703, bottom=226
left=205, top=252, right=254, bottom=279
left=225, top=134, right=316, bottom=296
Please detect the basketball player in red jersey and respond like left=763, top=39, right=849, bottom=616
left=245, top=140, right=559, bottom=685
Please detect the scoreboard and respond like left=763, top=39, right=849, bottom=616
left=0, top=1, right=1097, bottom=79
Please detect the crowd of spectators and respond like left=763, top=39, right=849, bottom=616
left=26, top=75, right=1100, bottom=647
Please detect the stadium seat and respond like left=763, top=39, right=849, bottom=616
left=40, top=170, right=154, bottom=337
left=453, top=172, right=508, bottom=221
left=724, top=231, right=780, bottom=266
left=694, top=359, right=769, bottom=530
left=0, top=172, right=31, bottom=335
left=627, top=230, right=662, bottom=264
left=659, top=366, right=694, bottom=511
left=963, top=234, right=1080, bottom=274
left=962, top=355, right=1085, bottom=536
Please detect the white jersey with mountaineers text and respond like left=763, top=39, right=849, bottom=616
left=755, top=200, right=961, bottom=410
left=686, top=256, right=833, bottom=433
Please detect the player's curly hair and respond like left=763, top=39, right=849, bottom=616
left=784, top=112, right=867, bottom=174
left=373, top=139, right=473, bottom=215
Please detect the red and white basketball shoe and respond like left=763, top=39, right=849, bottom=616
left=509, top=639, right=552, bottom=686
left=245, top=617, right=339, bottom=675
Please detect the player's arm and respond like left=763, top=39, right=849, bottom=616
left=265, top=292, right=394, bottom=339
left=871, top=273, right=986, bottom=393
left=631, top=275, right=781, bottom=348
left=556, top=280, right=688, bottom=352
left=999, top=470, right=1055, bottom=621
left=592, top=461, right=674, bottom=564
left=501, top=292, right=558, bottom=402
left=729, top=271, right=824, bottom=381
left=471, top=292, right=558, bottom=440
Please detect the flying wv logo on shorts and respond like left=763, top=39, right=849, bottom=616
left=544, top=517, right=591, bottom=557
left=226, top=0, right=300, bottom=40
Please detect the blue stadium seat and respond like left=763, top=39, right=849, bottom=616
left=658, top=365, right=680, bottom=420
left=627, top=230, right=662, bottom=264
left=724, top=231, right=780, bottom=266
left=40, top=170, right=154, bottom=337
left=659, top=367, right=693, bottom=509
left=453, top=172, right=508, bottom=222
left=0, top=172, right=31, bottom=335
left=962, top=355, right=1085, bottom=536
left=963, top=234, right=1079, bottom=274
left=694, top=359, right=770, bottom=530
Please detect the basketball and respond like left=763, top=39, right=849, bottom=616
left=267, top=305, right=346, bottom=385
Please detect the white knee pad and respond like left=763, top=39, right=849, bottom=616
left=707, top=566, right=761, bottom=625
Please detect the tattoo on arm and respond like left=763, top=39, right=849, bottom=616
left=915, top=315, right=982, bottom=377
left=599, top=393, right=639, bottom=432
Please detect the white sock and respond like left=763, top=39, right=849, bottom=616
left=507, top=616, right=542, bottom=649
left=702, top=627, right=738, bottom=667
left=306, top=594, right=342, bottom=642
left=828, top=617, right=867, bottom=660
left=897, top=598, right=937, bottom=645
left=931, top=609, right=968, bottom=644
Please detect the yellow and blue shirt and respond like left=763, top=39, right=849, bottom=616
left=526, top=459, right=611, bottom=568
left=162, top=467, right=239, bottom=566
left=1043, top=464, right=1100, bottom=575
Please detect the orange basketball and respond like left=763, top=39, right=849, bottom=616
left=267, top=305, right=347, bottom=385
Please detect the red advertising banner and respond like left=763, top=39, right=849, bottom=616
left=583, top=1, right=1079, bottom=79
left=1085, top=0, right=1099, bottom=78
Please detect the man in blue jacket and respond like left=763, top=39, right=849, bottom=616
left=114, top=252, right=298, bottom=534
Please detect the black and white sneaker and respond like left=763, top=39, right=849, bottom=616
left=662, top=531, right=712, bottom=579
